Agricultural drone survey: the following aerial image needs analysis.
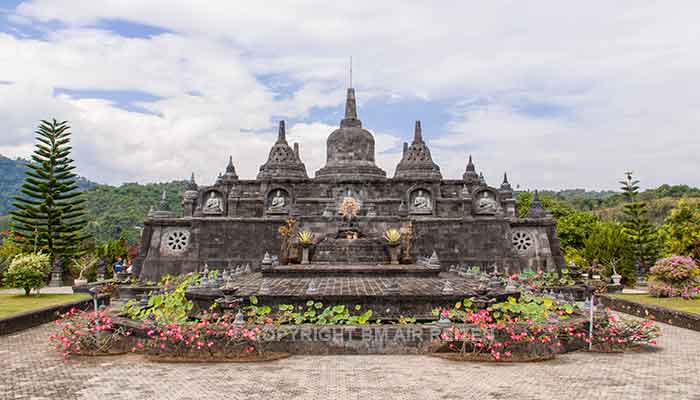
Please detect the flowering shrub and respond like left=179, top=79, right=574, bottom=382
left=561, top=312, right=660, bottom=352
left=49, top=308, right=132, bottom=358
left=137, top=312, right=280, bottom=358
left=3, top=252, right=50, bottom=295
left=437, top=307, right=561, bottom=361
left=648, top=256, right=700, bottom=298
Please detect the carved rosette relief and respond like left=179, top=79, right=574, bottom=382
left=512, top=230, right=534, bottom=253
left=161, top=228, right=191, bottom=255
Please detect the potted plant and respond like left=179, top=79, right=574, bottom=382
left=71, top=254, right=98, bottom=286
left=383, top=228, right=402, bottom=265
left=297, top=230, right=314, bottom=265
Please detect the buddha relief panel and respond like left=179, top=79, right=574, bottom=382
left=202, top=191, right=223, bottom=215
left=474, top=189, right=499, bottom=215
left=410, top=188, right=433, bottom=214
left=266, top=188, right=290, bottom=214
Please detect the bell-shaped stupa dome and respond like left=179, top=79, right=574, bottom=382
left=393, top=120, right=442, bottom=180
left=257, top=120, right=308, bottom=180
left=314, top=88, right=386, bottom=181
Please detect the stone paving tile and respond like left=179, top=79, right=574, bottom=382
left=235, top=272, right=497, bottom=297
left=1, top=320, right=699, bottom=400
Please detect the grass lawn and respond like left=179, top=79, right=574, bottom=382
left=0, top=293, right=90, bottom=318
left=611, top=293, right=700, bottom=315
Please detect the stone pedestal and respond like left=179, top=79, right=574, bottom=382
left=96, top=258, right=106, bottom=281
left=49, top=259, right=63, bottom=287
left=301, top=247, right=310, bottom=265
left=388, top=246, right=400, bottom=265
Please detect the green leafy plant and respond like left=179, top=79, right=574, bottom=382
left=297, top=230, right=314, bottom=247
left=122, top=274, right=196, bottom=324
left=487, top=294, right=574, bottom=323
left=383, top=228, right=402, bottom=246
left=3, top=252, right=50, bottom=295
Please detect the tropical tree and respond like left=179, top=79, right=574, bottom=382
left=582, top=221, right=635, bottom=284
left=619, top=172, right=658, bottom=273
left=660, top=199, right=700, bottom=260
left=10, top=120, right=88, bottom=265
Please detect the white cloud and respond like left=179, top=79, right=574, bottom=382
left=0, top=1, right=699, bottom=189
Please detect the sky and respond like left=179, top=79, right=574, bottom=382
left=1, top=1, right=699, bottom=190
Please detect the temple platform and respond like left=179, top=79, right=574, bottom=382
left=186, top=271, right=517, bottom=319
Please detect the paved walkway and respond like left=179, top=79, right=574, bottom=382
left=0, top=286, right=75, bottom=295
left=0, top=320, right=698, bottom=400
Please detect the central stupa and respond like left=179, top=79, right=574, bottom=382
left=314, top=88, right=387, bottom=180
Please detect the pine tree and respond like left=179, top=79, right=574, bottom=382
left=10, top=120, right=88, bottom=263
left=619, top=172, right=658, bottom=273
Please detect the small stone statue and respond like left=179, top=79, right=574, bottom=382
left=306, top=280, right=319, bottom=295
left=203, top=192, right=222, bottom=213
left=413, top=190, right=431, bottom=209
left=233, top=310, right=245, bottom=325
left=96, top=257, right=106, bottom=281
left=385, top=280, right=400, bottom=295
left=442, top=280, right=454, bottom=295
left=261, top=252, right=272, bottom=269
left=49, top=259, right=63, bottom=287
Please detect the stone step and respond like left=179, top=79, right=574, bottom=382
left=262, top=263, right=441, bottom=277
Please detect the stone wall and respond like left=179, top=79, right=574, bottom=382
left=138, top=213, right=563, bottom=280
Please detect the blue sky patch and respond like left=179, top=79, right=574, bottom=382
left=53, top=88, right=164, bottom=115
left=88, top=18, right=171, bottom=38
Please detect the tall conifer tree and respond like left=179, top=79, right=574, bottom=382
left=10, top=120, right=87, bottom=263
left=619, top=172, right=658, bottom=273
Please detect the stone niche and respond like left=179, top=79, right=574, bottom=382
left=266, top=187, right=291, bottom=215
left=409, top=188, right=433, bottom=215
left=472, top=188, right=500, bottom=215
left=201, top=190, right=224, bottom=215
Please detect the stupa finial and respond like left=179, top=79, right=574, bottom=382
left=277, top=120, right=287, bottom=143
left=344, top=88, right=357, bottom=120
left=414, top=120, right=423, bottom=143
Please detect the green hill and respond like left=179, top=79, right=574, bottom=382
left=0, top=154, right=96, bottom=215
left=83, top=181, right=185, bottom=243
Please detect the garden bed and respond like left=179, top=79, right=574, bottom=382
left=0, top=293, right=108, bottom=335
left=600, top=294, right=700, bottom=332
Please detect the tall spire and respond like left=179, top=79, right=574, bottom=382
left=344, top=88, right=358, bottom=121
left=462, top=154, right=479, bottom=185
left=466, top=155, right=475, bottom=172
left=499, top=172, right=513, bottom=194
left=527, top=190, right=548, bottom=218
left=226, top=156, right=235, bottom=173
left=185, top=172, right=197, bottom=191
left=277, top=120, right=287, bottom=143
left=158, top=190, right=170, bottom=211
left=413, top=120, right=423, bottom=143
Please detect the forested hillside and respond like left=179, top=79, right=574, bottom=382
left=0, top=155, right=95, bottom=214
left=83, top=181, right=186, bottom=243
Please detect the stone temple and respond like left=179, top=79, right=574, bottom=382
left=135, top=87, right=564, bottom=316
